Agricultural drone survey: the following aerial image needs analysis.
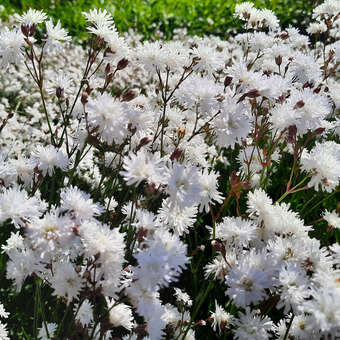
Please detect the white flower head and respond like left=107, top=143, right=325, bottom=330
left=17, top=9, right=47, bottom=26
left=38, top=323, right=57, bottom=340
left=0, top=28, right=25, bottom=68
left=44, top=19, right=71, bottom=52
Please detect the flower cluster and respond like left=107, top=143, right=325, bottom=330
left=0, top=1, right=339, bottom=339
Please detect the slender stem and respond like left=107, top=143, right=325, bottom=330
left=301, top=190, right=339, bottom=218
left=179, top=280, right=214, bottom=340
left=276, top=176, right=309, bottom=203
left=33, top=279, right=39, bottom=340
left=160, top=68, right=170, bottom=155
left=283, top=314, right=294, bottom=340
left=39, top=86, right=56, bottom=146
left=57, top=101, right=70, bottom=155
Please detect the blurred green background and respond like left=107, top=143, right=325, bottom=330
left=1, top=0, right=320, bottom=39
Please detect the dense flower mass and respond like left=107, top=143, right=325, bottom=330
left=0, top=0, right=339, bottom=339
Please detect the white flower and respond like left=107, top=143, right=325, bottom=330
left=234, top=2, right=255, bottom=20
left=212, top=99, right=252, bottom=150
left=214, top=216, right=258, bottom=249
left=210, top=300, right=234, bottom=334
left=38, top=323, right=57, bottom=340
left=87, top=93, right=127, bottom=145
left=44, top=20, right=71, bottom=52
left=51, top=262, right=83, bottom=305
left=120, top=149, right=165, bottom=186
left=0, top=304, right=9, bottom=319
left=135, top=41, right=165, bottom=72
left=277, top=264, right=310, bottom=314
left=301, top=288, right=340, bottom=333
left=176, top=74, right=221, bottom=115
left=197, top=169, right=223, bottom=213
left=191, top=42, right=224, bottom=75
left=0, top=322, right=9, bottom=340
left=46, top=70, right=74, bottom=97
left=246, top=188, right=273, bottom=222
left=133, top=229, right=189, bottom=290
left=17, top=9, right=47, bottom=26
left=307, top=22, right=328, bottom=34
left=9, top=156, right=35, bottom=188
left=32, top=145, right=70, bottom=176
left=80, top=221, right=126, bottom=291
left=290, top=52, right=322, bottom=84
left=301, top=141, right=340, bottom=192
left=60, top=186, right=104, bottom=222
left=166, top=161, right=202, bottom=209
left=157, top=198, right=197, bottom=236
left=225, top=252, right=274, bottom=307
left=323, top=210, right=340, bottom=229
left=174, top=288, right=192, bottom=307
left=290, top=88, right=331, bottom=135
left=74, top=299, right=94, bottom=327
left=108, top=302, right=134, bottom=331
left=233, top=308, right=273, bottom=340
left=6, top=249, right=41, bottom=291
left=25, top=211, right=76, bottom=260
left=0, top=187, right=43, bottom=228
left=0, top=28, right=25, bottom=68
left=82, top=9, right=114, bottom=27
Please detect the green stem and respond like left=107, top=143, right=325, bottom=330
left=276, top=176, right=309, bottom=203
left=283, top=314, right=294, bottom=340
left=179, top=280, right=214, bottom=340
left=301, top=190, right=339, bottom=218
left=39, top=86, right=56, bottom=147
left=33, top=279, right=39, bottom=340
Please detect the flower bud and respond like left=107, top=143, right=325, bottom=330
left=117, top=58, right=129, bottom=70
left=122, top=89, right=137, bottom=102
left=224, top=76, right=233, bottom=87
left=275, top=55, right=282, bottom=66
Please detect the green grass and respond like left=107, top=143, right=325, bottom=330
left=1, top=0, right=318, bottom=39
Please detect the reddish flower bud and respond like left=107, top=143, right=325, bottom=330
left=117, top=58, right=129, bottom=70
left=224, top=76, right=232, bottom=87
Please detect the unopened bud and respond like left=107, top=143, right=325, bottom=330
left=83, top=270, right=91, bottom=281
left=117, top=58, right=129, bottom=70
left=314, top=127, right=325, bottom=135
left=293, top=100, right=304, bottom=109
left=313, top=86, right=321, bottom=94
left=72, top=225, right=80, bottom=236
left=21, top=24, right=29, bottom=37
left=177, top=126, right=186, bottom=139
left=85, top=85, right=93, bottom=95
left=105, top=63, right=111, bottom=75
left=81, top=92, right=88, bottom=105
left=106, top=72, right=114, bottom=84
left=224, top=76, right=232, bottom=87
left=95, top=36, right=105, bottom=50
left=137, top=227, right=148, bottom=243
left=170, top=148, right=184, bottom=161
left=287, top=125, right=297, bottom=143
left=211, top=240, right=223, bottom=253
left=56, top=87, right=64, bottom=99
left=194, top=320, right=206, bottom=327
left=275, top=55, right=282, bottom=66
left=29, top=24, right=36, bottom=36
left=144, top=182, right=159, bottom=196
left=122, top=89, right=137, bottom=102
left=137, top=136, right=151, bottom=151
left=127, top=123, right=137, bottom=135
left=302, top=81, right=314, bottom=89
